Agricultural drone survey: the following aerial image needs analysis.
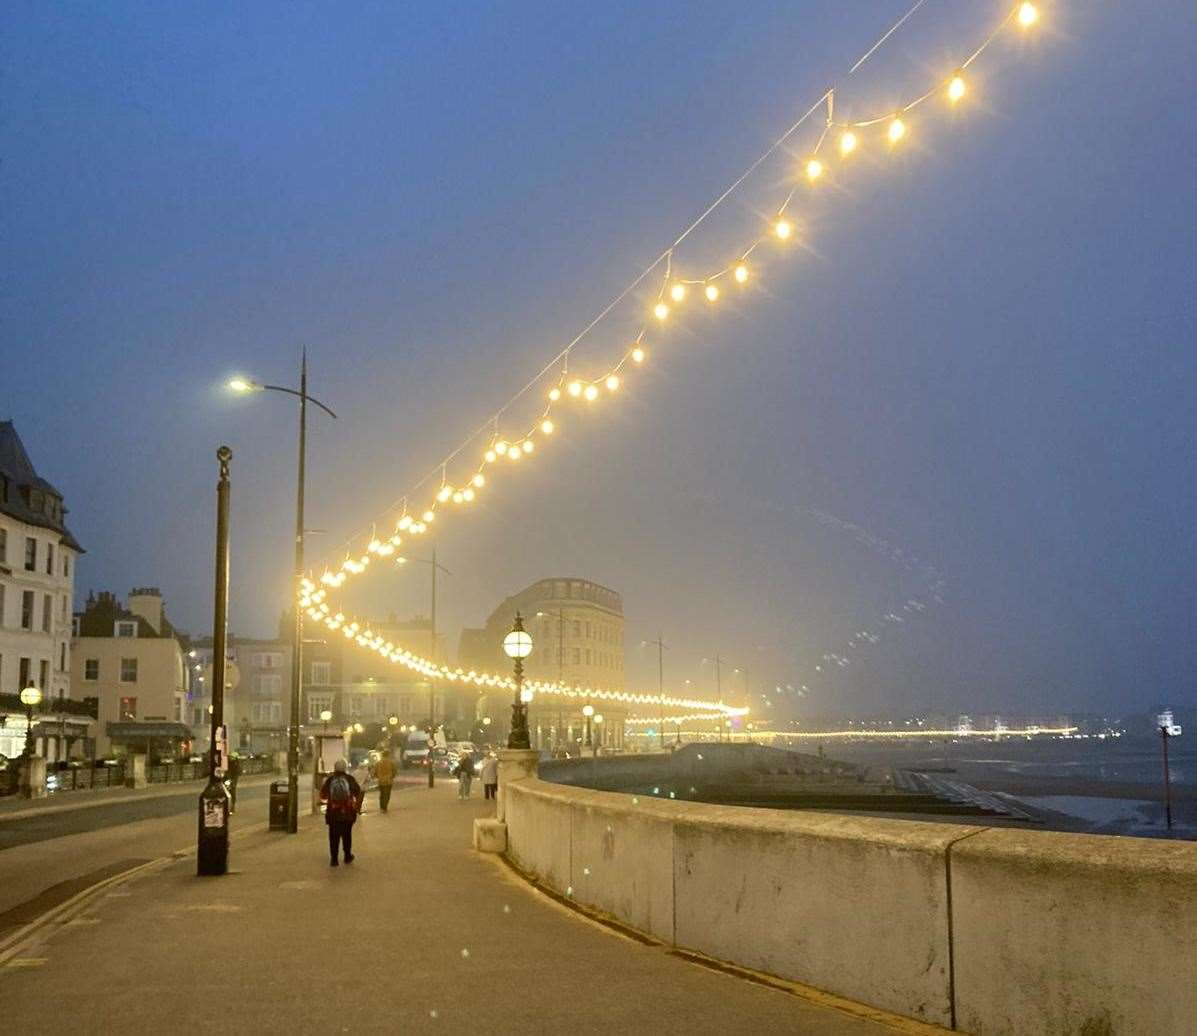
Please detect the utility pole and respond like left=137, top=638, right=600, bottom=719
left=714, top=654, right=724, bottom=743
left=646, top=633, right=667, bottom=750
left=287, top=352, right=306, bottom=834
left=422, top=548, right=451, bottom=789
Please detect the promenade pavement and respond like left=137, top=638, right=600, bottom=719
left=1, top=780, right=924, bottom=1035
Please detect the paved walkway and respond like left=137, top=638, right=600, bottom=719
left=1, top=782, right=921, bottom=1034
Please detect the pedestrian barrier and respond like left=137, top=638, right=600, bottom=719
left=503, top=764, right=1197, bottom=1034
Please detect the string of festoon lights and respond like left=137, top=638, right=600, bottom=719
left=300, top=2, right=1045, bottom=721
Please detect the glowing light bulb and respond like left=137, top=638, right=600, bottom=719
left=396, top=557, right=407, bottom=565
left=462, top=487, right=475, bottom=502
left=548, top=387, right=561, bottom=402
left=522, top=439, right=534, bottom=453
left=508, top=447, right=521, bottom=462
left=631, top=346, right=646, bottom=364
left=495, top=441, right=509, bottom=456
left=1017, top=2, right=1038, bottom=28
left=948, top=73, right=966, bottom=103
left=805, top=158, right=823, bottom=181
left=654, top=302, right=670, bottom=321
left=437, top=486, right=452, bottom=503
left=584, top=384, right=599, bottom=401
left=452, top=491, right=464, bottom=504
left=733, top=262, right=749, bottom=284
left=541, top=418, right=554, bottom=434
left=704, top=283, right=719, bottom=303
left=774, top=218, right=793, bottom=240
left=472, top=473, right=485, bottom=487
left=888, top=116, right=906, bottom=144
left=422, top=510, right=435, bottom=522
left=568, top=380, right=583, bottom=397
left=670, top=283, right=686, bottom=303
left=840, top=130, right=858, bottom=157
left=605, top=375, right=620, bottom=391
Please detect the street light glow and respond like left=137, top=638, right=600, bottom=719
left=227, top=377, right=259, bottom=393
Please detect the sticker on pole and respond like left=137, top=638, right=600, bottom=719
left=203, top=800, right=226, bottom=829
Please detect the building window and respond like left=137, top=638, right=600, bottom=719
left=585, top=649, right=592, bottom=665
left=59, top=642, right=66, bottom=672
left=311, top=661, right=331, bottom=685
left=253, top=652, right=283, bottom=669
left=19, top=656, right=31, bottom=689
left=572, top=620, right=581, bottom=637
left=307, top=695, right=332, bottom=721
left=61, top=595, right=68, bottom=621
left=572, top=648, right=580, bottom=664
left=43, top=594, right=52, bottom=632
left=39, top=659, right=49, bottom=688
left=119, top=696, right=137, bottom=720
left=0, top=584, right=5, bottom=625
left=24, top=537, right=36, bottom=572
left=116, top=621, right=137, bottom=638
left=72, top=615, right=81, bottom=636
left=21, top=590, right=34, bottom=630
left=0, top=527, right=6, bottom=563
left=85, top=658, right=99, bottom=681
left=46, top=543, right=54, bottom=576
left=350, top=697, right=362, bottom=717
left=63, top=554, right=70, bottom=578
left=120, top=657, right=138, bottom=682
left=256, top=673, right=282, bottom=695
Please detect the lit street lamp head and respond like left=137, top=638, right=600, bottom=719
left=320, top=709, right=332, bottom=722
left=503, top=628, right=534, bottom=659
left=20, top=685, right=43, bottom=708
left=226, top=377, right=262, bottom=394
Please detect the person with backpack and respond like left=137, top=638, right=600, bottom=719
left=319, top=759, right=362, bottom=866
left=453, top=751, right=474, bottom=799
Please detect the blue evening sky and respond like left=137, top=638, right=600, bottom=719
left=4, top=1, right=1195, bottom=717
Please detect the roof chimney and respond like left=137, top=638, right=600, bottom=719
left=128, top=587, right=163, bottom=634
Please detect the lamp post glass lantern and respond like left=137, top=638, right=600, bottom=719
left=503, top=612, right=534, bottom=749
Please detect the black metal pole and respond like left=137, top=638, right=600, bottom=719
left=1161, top=726, right=1173, bottom=833
left=507, top=613, right=531, bottom=750
left=287, top=352, right=306, bottom=833
left=198, top=446, right=233, bottom=876
left=428, top=548, right=437, bottom=789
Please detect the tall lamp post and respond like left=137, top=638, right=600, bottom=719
left=582, top=704, right=594, bottom=753
left=503, top=613, right=533, bottom=749
left=1158, top=710, right=1183, bottom=833
left=228, top=354, right=337, bottom=835
left=19, top=685, right=42, bottom=796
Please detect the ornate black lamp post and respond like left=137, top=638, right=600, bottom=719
left=503, top=612, right=534, bottom=750
left=20, top=685, right=42, bottom=761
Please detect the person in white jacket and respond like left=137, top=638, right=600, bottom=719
left=480, top=753, right=499, bottom=800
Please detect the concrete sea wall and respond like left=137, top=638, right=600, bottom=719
left=503, top=773, right=1197, bottom=1034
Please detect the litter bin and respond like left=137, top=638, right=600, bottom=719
left=268, top=781, right=289, bottom=831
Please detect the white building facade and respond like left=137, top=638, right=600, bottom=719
left=0, top=421, right=84, bottom=761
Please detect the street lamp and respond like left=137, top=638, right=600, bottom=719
left=582, top=703, right=594, bottom=752
left=228, top=354, right=337, bottom=835
left=20, top=685, right=42, bottom=760
left=320, top=708, right=332, bottom=734
left=502, top=612, right=534, bottom=749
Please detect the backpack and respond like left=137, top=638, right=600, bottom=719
left=328, top=774, right=353, bottom=812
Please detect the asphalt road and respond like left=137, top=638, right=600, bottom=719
left=0, top=781, right=270, bottom=851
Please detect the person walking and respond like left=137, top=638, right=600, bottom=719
left=480, top=752, right=498, bottom=800
left=319, top=759, right=362, bottom=866
left=453, top=752, right=474, bottom=800
left=374, top=750, right=395, bottom=814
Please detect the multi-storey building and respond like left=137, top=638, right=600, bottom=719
left=71, top=588, right=192, bottom=759
left=189, top=629, right=291, bottom=754
left=0, top=421, right=86, bottom=760
left=459, top=577, right=627, bottom=750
